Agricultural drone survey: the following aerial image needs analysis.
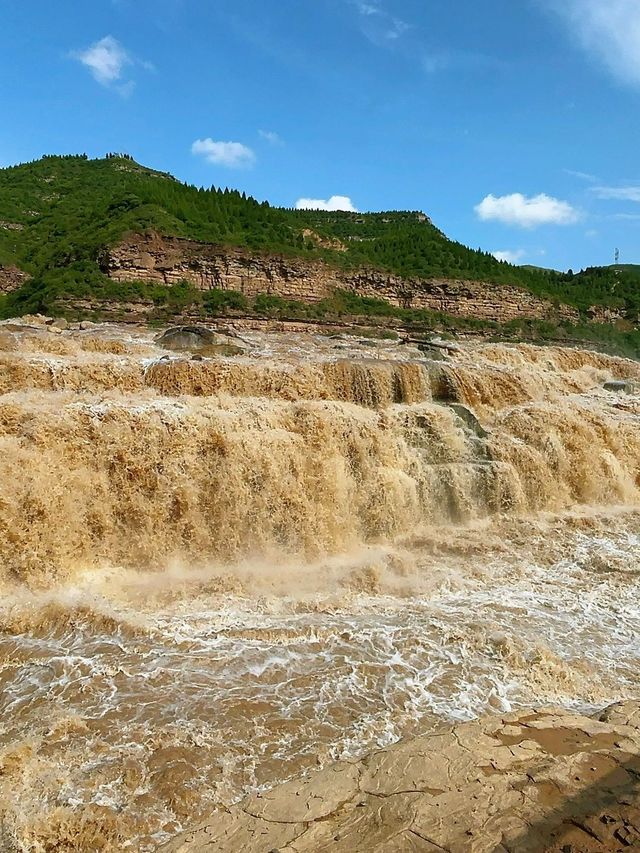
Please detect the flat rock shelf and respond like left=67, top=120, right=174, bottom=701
left=163, top=701, right=640, bottom=853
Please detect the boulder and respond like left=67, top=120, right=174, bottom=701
left=448, top=402, right=489, bottom=438
left=424, top=362, right=460, bottom=402
left=156, top=325, right=247, bottom=356
left=604, top=380, right=637, bottom=394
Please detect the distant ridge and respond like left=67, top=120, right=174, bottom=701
left=521, top=263, right=562, bottom=275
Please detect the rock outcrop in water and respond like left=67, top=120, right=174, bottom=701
left=163, top=701, right=640, bottom=853
left=155, top=325, right=248, bottom=356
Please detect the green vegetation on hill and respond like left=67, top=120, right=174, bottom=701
left=0, top=154, right=534, bottom=288
left=0, top=154, right=639, bottom=335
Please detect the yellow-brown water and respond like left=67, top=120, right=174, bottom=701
left=1, top=320, right=639, bottom=851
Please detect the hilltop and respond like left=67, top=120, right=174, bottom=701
left=0, top=153, right=553, bottom=291
left=1, top=154, right=639, bottom=353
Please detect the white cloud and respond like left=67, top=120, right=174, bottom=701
left=475, top=193, right=579, bottom=228
left=544, top=0, right=640, bottom=85
left=117, top=80, right=136, bottom=99
left=191, top=138, right=256, bottom=168
left=73, top=36, right=131, bottom=85
left=592, top=185, right=640, bottom=202
left=423, top=51, right=505, bottom=75
left=423, top=55, right=448, bottom=74
left=492, top=249, right=526, bottom=264
left=71, top=35, right=152, bottom=94
left=258, top=129, right=283, bottom=146
left=355, top=1, right=379, bottom=14
left=295, top=195, right=358, bottom=212
left=384, top=18, right=410, bottom=40
left=350, top=0, right=410, bottom=43
left=564, top=168, right=598, bottom=183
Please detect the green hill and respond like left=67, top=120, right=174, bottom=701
left=0, top=154, right=639, bottom=346
left=0, top=154, right=550, bottom=293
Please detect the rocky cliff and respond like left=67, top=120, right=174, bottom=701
left=104, top=232, right=580, bottom=325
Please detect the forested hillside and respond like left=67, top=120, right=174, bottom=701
left=0, top=153, right=638, bottom=328
left=0, top=153, right=543, bottom=287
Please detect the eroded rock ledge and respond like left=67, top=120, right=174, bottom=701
left=161, top=702, right=640, bottom=852
left=104, top=232, right=581, bottom=326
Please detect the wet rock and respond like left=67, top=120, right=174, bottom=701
left=156, top=325, right=247, bottom=356
left=328, top=333, right=391, bottom=347
left=156, top=325, right=216, bottom=349
left=429, top=336, right=461, bottom=353
left=448, top=402, right=489, bottom=438
left=161, top=807, right=302, bottom=852
left=401, top=336, right=455, bottom=360
left=417, top=343, right=448, bottom=360
left=598, top=700, right=640, bottom=731
left=161, top=701, right=640, bottom=853
left=424, top=362, right=460, bottom=402
left=243, top=763, right=360, bottom=823
left=604, top=380, right=636, bottom=394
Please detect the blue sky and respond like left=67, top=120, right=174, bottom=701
left=2, top=0, right=640, bottom=271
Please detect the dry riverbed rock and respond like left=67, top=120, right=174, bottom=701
left=161, top=701, right=640, bottom=853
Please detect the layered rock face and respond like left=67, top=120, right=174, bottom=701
left=162, top=701, right=640, bottom=853
left=104, top=232, right=580, bottom=325
left=104, top=233, right=331, bottom=303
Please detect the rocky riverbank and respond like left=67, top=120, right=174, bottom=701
left=162, top=702, right=640, bottom=852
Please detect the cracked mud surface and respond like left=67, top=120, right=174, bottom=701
left=161, top=701, right=640, bottom=852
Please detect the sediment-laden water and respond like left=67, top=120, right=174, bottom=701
left=0, top=320, right=639, bottom=850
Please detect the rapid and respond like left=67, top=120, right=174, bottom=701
left=0, top=319, right=639, bottom=851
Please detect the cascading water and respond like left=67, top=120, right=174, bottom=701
left=1, top=320, right=639, bottom=851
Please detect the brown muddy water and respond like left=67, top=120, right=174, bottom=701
left=0, top=321, right=639, bottom=851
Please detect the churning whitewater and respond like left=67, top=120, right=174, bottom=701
left=0, top=319, right=639, bottom=851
